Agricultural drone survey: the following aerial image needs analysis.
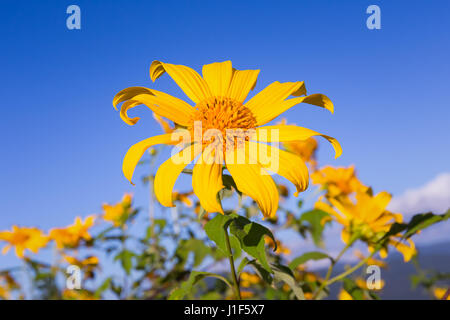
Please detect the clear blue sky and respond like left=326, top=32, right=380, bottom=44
left=1, top=0, right=449, bottom=251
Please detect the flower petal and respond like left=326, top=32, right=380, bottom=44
left=253, top=93, right=334, bottom=125
left=122, top=134, right=176, bottom=184
left=226, top=69, right=260, bottom=102
left=192, top=148, right=224, bottom=214
left=254, top=125, right=342, bottom=159
left=202, top=61, right=233, bottom=98
left=154, top=144, right=201, bottom=207
left=150, top=60, right=212, bottom=103
left=226, top=160, right=279, bottom=219
left=248, top=142, right=309, bottom=196
left=114, top=87, right=194, bottom=126
left=244, top=81, right=306, bottom=122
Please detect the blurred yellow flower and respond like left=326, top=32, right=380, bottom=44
left=0, top=226, right=48, bottom=258
left=316, top=190, right=416, bottom=262
left=338, top=289, right=353, bottom=300
left=62, top=289, right=97, bottom=300
left=49, top=216, right=95, bottom=249
left=173, top=191, right=194, bottom=207
left=102, top=193, right=133, bottom=226
left=434, top=287, right=450, bottom=300
left=353, top=249, right=387, bottom=268
left=265, top=237, right=291, bottom=255
left=114, top=60, right=341, bottom=219
left=62, top=254, right=99, bottom=267
left=355, top=277, right=385, bottom=290
left=240, top=272, right=261, bottom=288
left=311, top=165, right=367, bottom=198
left=278, top=119, right=318, bottom=169
left=0, top=273, right=19, bottom=300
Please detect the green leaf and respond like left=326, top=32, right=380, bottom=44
left=168, top=271, right=232, bottom=300
left=299, top=209, right=330, bottom=246
left=114, top=250, right=135, bottom=275
left=272, top=263, right=305, bottom=300
left=204, top=213, right=235, bottom=255
left=222, top=174, right=242, bottom=196
left=229, top=215, right=276, bottom=272
left=237, top=257, right=251, bottom=275
left=380, top=209, right=450, bottom=242
left=248, top=260, right=273, bottom=284
left=94, top=277, right=112, bottom=298
left=288, top=251, right=332, bottom=270
left=175, top=239, right=211, bottom=267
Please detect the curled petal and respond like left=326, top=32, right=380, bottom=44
left=150, top=60, right=212, bottom=103
left=122, top=134, right=176, bottom=184
left=114, top=87, right=194, bottom=126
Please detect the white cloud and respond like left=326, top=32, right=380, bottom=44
left=388, top=172, right=450, bottom=216
left=388, top=172, right=450, bottom=245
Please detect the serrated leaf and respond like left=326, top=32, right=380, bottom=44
left=288, top=251, right=332, bottom=270
left=229, top=215, right=276, bottom=272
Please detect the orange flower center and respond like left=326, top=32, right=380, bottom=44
left=190, top=97, right=257, bottom=152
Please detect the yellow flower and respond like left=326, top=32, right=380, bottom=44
left=338, top=289, right=354, bottom=300
left=240, top=272, right=261, bottom=288
left=311, top=165, right=367, bottom=198
left=114, top=61, right=341, bottom=218
left=316, top=190, right=416, bottom=262
left=49, top=216, right=95, bottom=249
left=62, top=254, right=99, bottom=267
left=62, top=289, right=97, bottom=300
left=173, top=190, right=194, bottom=207
left=0, top=273, right=19, bottom=300
left=102, top=193, right=133, bottom=226
left=0, top=226, right=48, bottom=258
left=434, top=287, right=450, bottom=300
left=265, top=237, right=291, bottom=255
left=355, top=277, right=385, bottom=290
left=353, top=249, right=387, bottom=268
left=278, top=119, right=318, bottom=169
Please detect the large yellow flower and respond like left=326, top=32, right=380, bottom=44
left=0, top=226, right=48, bottom=258
left=114, top=61, right=341, bottom=218
left=316, top=190, right=416, bottom=261
left=49, top=216, right=95, bottom=249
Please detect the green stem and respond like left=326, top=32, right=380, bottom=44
left=326, top=250, right=376, bottom=286
left=313, top=241, right=352, bottom=300
left=223, top=224, right=241, bottom=300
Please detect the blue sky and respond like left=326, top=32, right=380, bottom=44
left=1, top=0, right=449, bottom=266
